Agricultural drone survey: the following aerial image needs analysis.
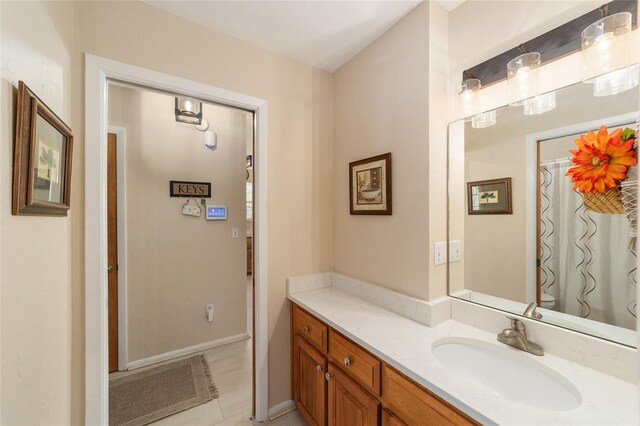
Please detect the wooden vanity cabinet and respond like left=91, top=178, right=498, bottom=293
left=293, top=335, right=327, bottom=426
left=327, top=363, right=379, bottom=426
left=291, top=302, right=477, bottom=426
left=381, top=365, right=475, bottom=425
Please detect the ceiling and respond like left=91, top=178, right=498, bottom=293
left=145, top=0, right=442, bottom=73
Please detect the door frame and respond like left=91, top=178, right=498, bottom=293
left=84, top=54, right=270, bottom=424
left=524, top=111, right=639, bottom=305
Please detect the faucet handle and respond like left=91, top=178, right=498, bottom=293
left=506, top=316, right=525, bottom=332
left=523, top=302, right=543, bottom=320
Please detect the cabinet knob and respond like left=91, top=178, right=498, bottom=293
left=316, top=364, right=323, bottom=373
left=325, top=372, right=331, bottom=381
left=303, top=326, right=310, bottom=334
left=344, top=357, right=352, bottom=367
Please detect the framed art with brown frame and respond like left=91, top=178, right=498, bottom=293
left=12, top=80, right=73, bottom=216
left=349, top=153, right=392, bottom=215
left=467, top=177, right=512, bottom=215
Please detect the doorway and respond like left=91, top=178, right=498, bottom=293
left=85, top=54, right=269, bottom=424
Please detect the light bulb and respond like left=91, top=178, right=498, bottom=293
left=507, top=53, right=540, bottom=106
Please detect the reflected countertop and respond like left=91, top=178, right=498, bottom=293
left=288, top=287, right=637, bottom=425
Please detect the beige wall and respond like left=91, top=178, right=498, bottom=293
left=1, top=1, right=74, bottom=424
left=426, top=1, right=451, bottom=300
left=108, top=85, right=250, bottom=362
left=333, top=2, right=430, bottom=300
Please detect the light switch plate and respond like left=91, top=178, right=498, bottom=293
left=434, top=242, right=447, bottom=266
left=232, top=227, right=240, bottom=239
left=449, top=240, right=461, bottom=262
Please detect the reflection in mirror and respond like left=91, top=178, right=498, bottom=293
left=448, top=81, right=639, bottom=347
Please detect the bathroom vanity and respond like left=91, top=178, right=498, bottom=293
left=290, top=301, right=476, bottom=426
left=287, top=275, right=637, bottom=426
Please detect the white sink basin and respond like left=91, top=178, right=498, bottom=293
left=432, top=337, right=581, bottom=411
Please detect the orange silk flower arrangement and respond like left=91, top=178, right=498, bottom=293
left=566, top=126, right=637, bottom=193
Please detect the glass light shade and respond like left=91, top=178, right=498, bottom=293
left=175, top=97, right=203, bottom=125
left=507, top=52, right=541, bottom=106
left=471, top=110, right=496, bottom=129
left=581, top=12, right=635, bottom=85
left=460, top=78, right=481, bottom=121
left=592, top=64, right=639, bottom=96
left=523, top=91, right=557, bottom=115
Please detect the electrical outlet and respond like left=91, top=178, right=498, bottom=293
left=206, top=304, right=214, bottom=322
left=434, top=242, right=447, bottom=266
left=449, top=240, right=461, bottom=262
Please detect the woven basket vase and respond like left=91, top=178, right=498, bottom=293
left=583, top=187, right=625, bottom=214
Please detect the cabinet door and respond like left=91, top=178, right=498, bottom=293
left=328, top=363, right=379, bottom=426
left=382, top=409, right=408, bottom=426
left=294, top=335, right=327, bottom=426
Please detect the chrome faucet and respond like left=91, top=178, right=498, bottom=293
left=523, top=302, right=542, bottom=320
left=497, top=317, right=544, bottom=356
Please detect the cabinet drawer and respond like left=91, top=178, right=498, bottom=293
left=295, top=306, right=328, bottom=353
left=329, top=330, right=381, bottom=396
left=382, top=365, right=477, bottom=426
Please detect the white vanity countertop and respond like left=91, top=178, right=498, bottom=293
left=289, top=287, right=638, bottom=426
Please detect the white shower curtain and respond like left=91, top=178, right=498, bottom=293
left=539, top=160, right=636, bottom=330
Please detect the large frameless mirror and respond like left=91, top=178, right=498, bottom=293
left=448, top=81, right=639, bottom=347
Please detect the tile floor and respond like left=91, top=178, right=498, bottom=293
left=112, top=337, right=306, bottom=425
left=111, top=279, right=306, bottom=425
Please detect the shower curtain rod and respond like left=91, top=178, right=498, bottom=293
left=540, top=157, right=571, bottom=166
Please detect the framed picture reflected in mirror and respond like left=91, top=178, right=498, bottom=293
left=12, top=81, right=73, bottom=216
left=467, top=177, right=512, bottom=215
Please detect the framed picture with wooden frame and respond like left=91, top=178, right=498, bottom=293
left=12, top=81, right=73, bottom=216
left=467, top=177, right=512, bottom=215
left=349, top=153, right=392, bottom=215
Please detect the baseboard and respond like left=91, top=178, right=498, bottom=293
left=127, top=332, right=250, bottom=370
left=268, top=400, right=295, bottom=419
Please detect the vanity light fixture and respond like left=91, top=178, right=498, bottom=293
left=175, top=97, right=203, bottom=125
left=581, top=11, right=639, bottom=96
left=507, top=51, right=541, bottom=106
left=460, top=78, right=481, bottom=121
left=471, top=110, right=496, bottom=129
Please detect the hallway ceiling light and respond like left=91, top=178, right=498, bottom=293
left=581, top=12, right=638, bottom=97
left=460, top=78, right=481, bottom=121
left=175, top=97, right=203, bottom=124
left=507, top=52, right=540, bottom=106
